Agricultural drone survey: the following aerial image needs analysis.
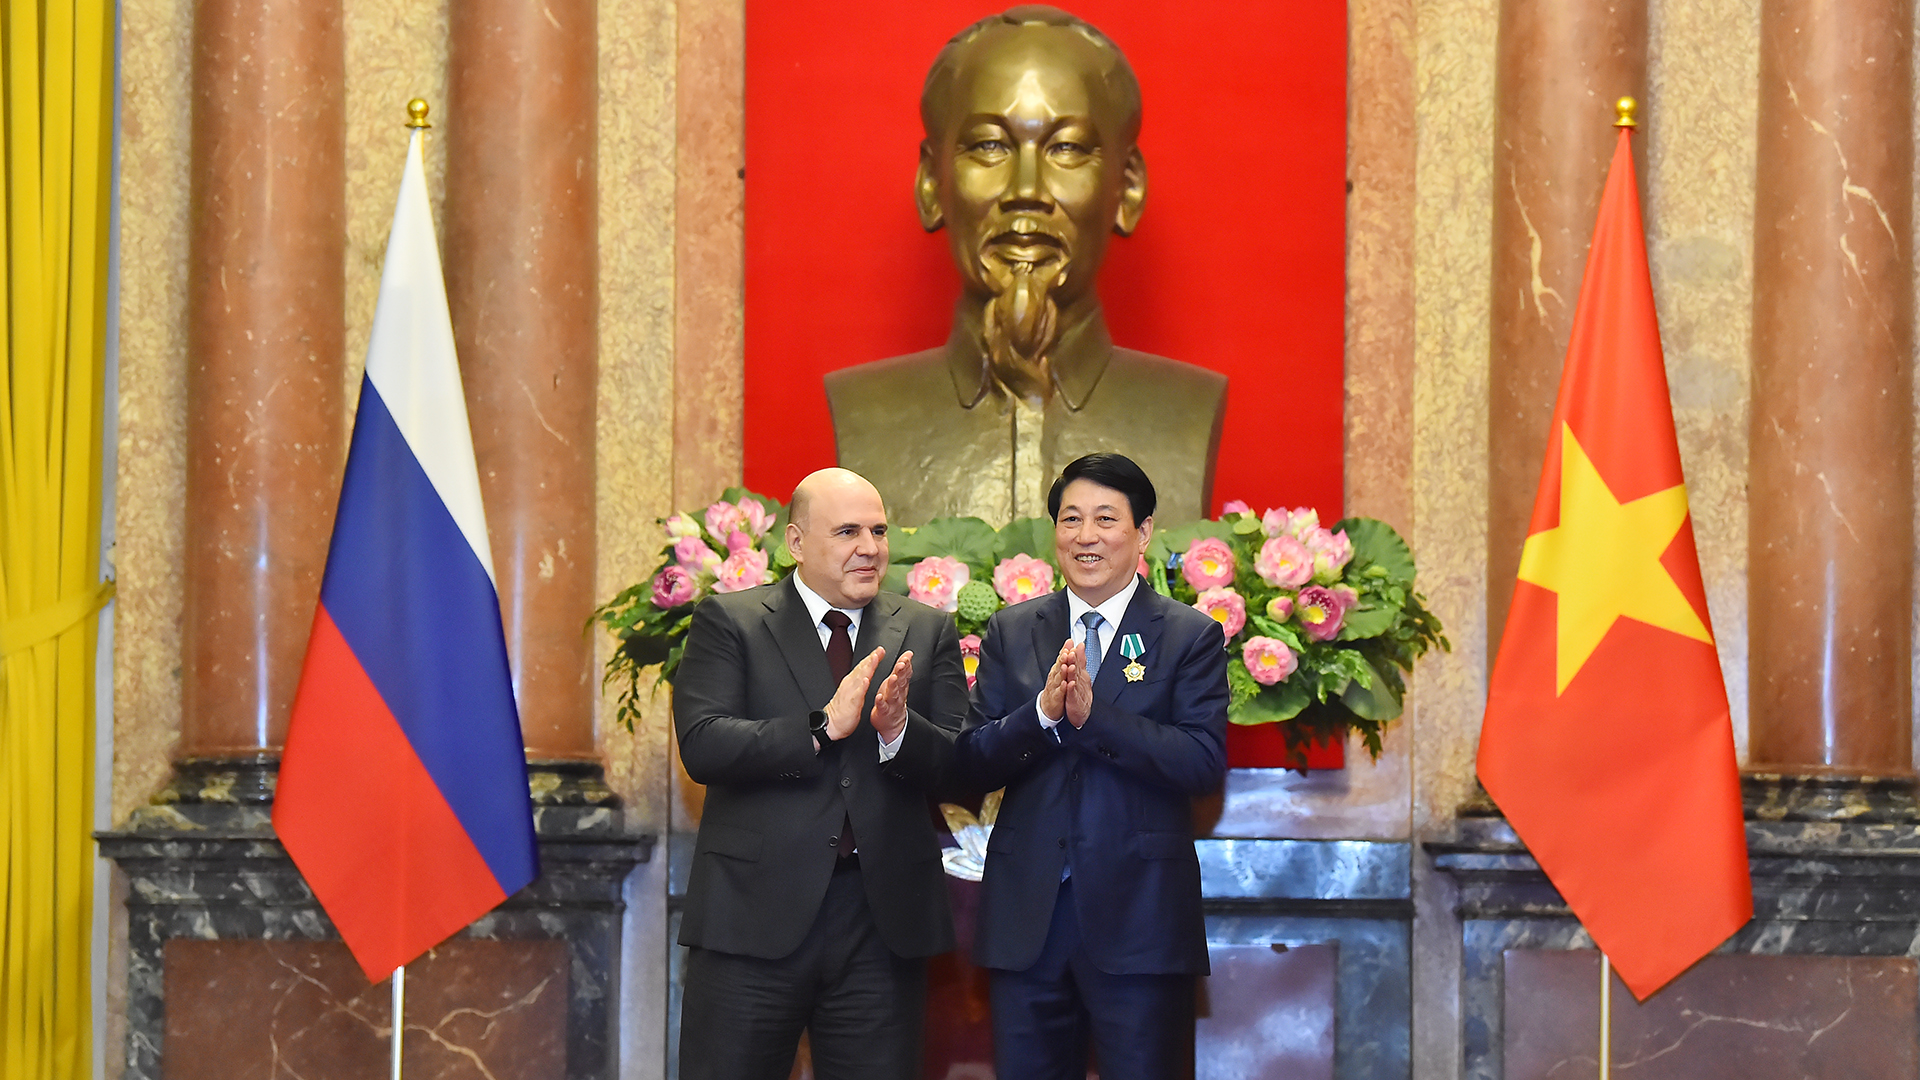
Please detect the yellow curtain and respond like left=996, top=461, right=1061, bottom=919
left=0, top=0, right=116, bottom=1075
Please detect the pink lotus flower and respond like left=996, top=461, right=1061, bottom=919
left=1221, top=499, right=1252, bottom=516
left=1266, top=594, right=1294, bottom=622
left=959, top=633, right=983, bottom=689
left=713, top=548, right=770, bottom=593
left=1296, top=585, right=1348, bottom=641
left=664, top=513, right=704, bottom=538
left=1193, top=587, right=1246, bottom=641
left=1255, top=535, right=1313, bottom=588
left=651, top=565, right=701, bottom=608
left=1305, top=527, right=1354, bottom=582
left=673, top=534, right=722, bottom=573
left=907, top=556, right=970, bottom=612
left=726, top=529, right=755, bottom=555
left=705, top=498, right=775, bottom=542
left=1182, top=537, right=1237, bottom=590
left=1331, top=584, right=1360, bottom=611
left=1241, top=636, right=1298, bottom=685
left=1262, top=506, right=1319, bottom=540
left=993, top=554, right=1055, bottom=604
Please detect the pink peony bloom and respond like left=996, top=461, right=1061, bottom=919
left=1241, top=636, right=1299, bottom=685
left=713, top=548, right=770, bottom=593
left=1262, top=506, right=1320, bottom=540
left=907, top=556, right=970, bottom=612
left=705, top=498, right=776, bottom=543
left=1193, top=587, right=1247, bottom=641
left=664, top=513, right=704, bottom=538
left=993, top=554, right=1055, bottom=604
left=1266, top=594, right=1294, bottom=622
left=673, top=534, right=722, bottom=573
left=1305, top=527, right=1354, bottom=582
left=1221, top=499, right=1252, bottom=516
left=651, top=565, right=701, bottom=608
left=1182, top=537, right=1237, bottom=590
left=1296, top=585, right=1347, bottom=641
left=726, top=529, right=755, bottom=555
left=959, top=633, right=983, bottom=689
left=1255, top=535, right=1313, bottom=588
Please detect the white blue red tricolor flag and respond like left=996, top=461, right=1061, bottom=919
left=274, top=129, right=538, bottom=981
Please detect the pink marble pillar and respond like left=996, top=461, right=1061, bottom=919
left=180, top=0, right=345, bottom=757
left=1748, top=0, right=1914, bottom=772
left=1485, top=0, right=1647, bottom=644
left=446, top=0, right=600, bottom=760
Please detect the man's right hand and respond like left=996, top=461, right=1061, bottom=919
left=1039, top=640, right=1077, bottom=721
left=822, top=647, right=887, bottom=743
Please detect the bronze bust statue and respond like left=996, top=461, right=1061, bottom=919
left=825, top=5, right=1226, bottom=526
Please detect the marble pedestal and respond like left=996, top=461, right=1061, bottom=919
left=1429, top=775, right=1920, bottom=1080
left=98, top=758, right=653, bottom=1080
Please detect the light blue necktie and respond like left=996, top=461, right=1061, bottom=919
left=1081, top=611, right=1104, bottom=679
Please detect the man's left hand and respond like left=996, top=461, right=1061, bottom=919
left=1063, top=641, right=1094, bottom=728
left=870, top=650, right=915, bottom=742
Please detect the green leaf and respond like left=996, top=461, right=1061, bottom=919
left=993, top=517, right=1058, bottom=568
left=1230, top=516, right=1264, bottom=535
left=1336, top=516, right=1417, bottom=589
left=1338, top=655, right=1404, bottom=721
left=881, top=563, right=911, bottom=595
left=1229, top=678, right=1310, bottom=724
left=890, top=516, right=1000, bottom=567
left=1336, top=599, right=1402, bottom=640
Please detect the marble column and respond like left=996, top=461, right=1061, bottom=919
left=1748, top=0, right=1914, bottom=772
left=1485, top=0, right=1647, bottom=643
left=445, top=0, right=600, bottom=760
left=180, top=0, right=346, bottom=759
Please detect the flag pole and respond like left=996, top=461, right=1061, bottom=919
left=391, top=964, right=406, bottom=1080
left=1599, top=953, right=1611, bottom=1080
left=1592, top=95, right=1634, bottom=1080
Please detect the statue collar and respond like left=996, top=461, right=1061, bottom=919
left=945, top=311, right=1113, bottom=412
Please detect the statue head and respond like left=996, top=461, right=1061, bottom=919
left=916, top=6, right=1149, bottom=397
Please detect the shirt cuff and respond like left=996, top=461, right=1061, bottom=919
left=877, top=726, right=906, bottom=761
left=1035, top=690, right=1062, bottom=730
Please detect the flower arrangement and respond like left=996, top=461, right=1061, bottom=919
left=592, top=489, right=1446, bottom=761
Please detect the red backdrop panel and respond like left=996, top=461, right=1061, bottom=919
left=743, top=1, right=1346, bottom=520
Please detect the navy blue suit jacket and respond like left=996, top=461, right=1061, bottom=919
left=955, top=581, right=1228, bottom=975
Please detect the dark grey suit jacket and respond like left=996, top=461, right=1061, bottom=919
left=673, top=577, right=967, bottom=960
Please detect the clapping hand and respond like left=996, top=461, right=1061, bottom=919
left=821, top=647, right=887, bottom=744
left=869, top=651, right=914, bottom=742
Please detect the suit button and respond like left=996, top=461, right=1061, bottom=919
left=1058, top=838, right=1066, bottom=849
left=840, top=777, right=851, bottom=788
left=1020, top=751, right=1032, bottom=760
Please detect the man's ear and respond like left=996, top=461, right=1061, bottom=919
left=1137, top=515, right=1154, bottom=548
left=916, top=143, right=945, bottom=232
left=786, top=522, right=805, bottom=563
left=1113, top=146, right=1147, bottom=236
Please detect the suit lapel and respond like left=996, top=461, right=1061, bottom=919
left=1028, top=591, right=1070, bottom=683
left=855, top=594, right=909, bottom=704
left=1096, top=586, right=1167, bottom=703
left=765, top=578, right=835, bottom=707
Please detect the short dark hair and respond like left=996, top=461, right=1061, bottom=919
left=1047, top=453, right=1156, bottom=526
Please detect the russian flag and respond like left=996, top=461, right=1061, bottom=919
left=274, top=127, right=538, bottom=981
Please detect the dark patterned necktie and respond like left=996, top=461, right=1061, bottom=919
left=822, top=610, right=857, bottom=857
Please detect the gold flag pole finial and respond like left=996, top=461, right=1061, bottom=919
left=405, top=98, right=431, bottom=129
left=1614, top=96, right=1637, bottom=129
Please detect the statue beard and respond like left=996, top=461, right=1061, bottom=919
left=980, top=254, right=1069, bottom=401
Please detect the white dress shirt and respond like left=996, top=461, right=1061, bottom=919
left=792, top=574, right=904, bottom=760
left=1035, top=575, right=1142, bottom=727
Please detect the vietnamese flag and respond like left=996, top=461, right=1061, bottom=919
left=1478, top=124, right=1751, bottom=1000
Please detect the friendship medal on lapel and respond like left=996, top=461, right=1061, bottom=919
left=1119, top=633, right=1146, bottom=682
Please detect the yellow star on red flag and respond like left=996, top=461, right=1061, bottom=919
left=1517, top=424, right=1711, bottom=694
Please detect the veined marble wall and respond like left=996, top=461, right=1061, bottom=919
left=110, top=0, right=1775, bottom=1077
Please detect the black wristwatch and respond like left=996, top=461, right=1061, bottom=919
left=809, top=709, right=833, bottom=747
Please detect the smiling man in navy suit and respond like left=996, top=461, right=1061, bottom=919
left=956, top=452, right=1229, bottom=1080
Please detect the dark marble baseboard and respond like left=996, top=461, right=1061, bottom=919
left=1431, top=773, right=1920, bottom=1080
left=99, top=757, right=653, bottom=1080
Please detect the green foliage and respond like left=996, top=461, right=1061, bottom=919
left=591, top=493, right=1449, bottom=762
